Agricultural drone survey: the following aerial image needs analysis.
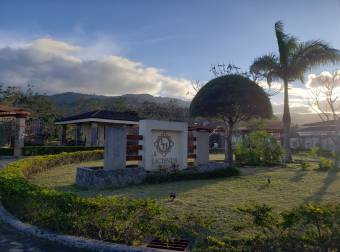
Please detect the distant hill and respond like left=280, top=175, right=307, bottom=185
left=48, top=92, right=323, bottom=125
left=48, top=92, right=190, bottom=116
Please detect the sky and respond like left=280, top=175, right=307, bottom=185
left=1, top=0, right=340, bottom=114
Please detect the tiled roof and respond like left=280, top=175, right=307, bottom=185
left=0, top=104, right=30, bottom=117
left=57, top=110, right=140, bottom=123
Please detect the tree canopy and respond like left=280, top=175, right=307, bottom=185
left=190, top=74, right=272, bottom=165
left=190, top=74, right=272, bottom=122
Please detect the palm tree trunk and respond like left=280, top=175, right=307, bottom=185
left=283, top=79, right=292, bottom=163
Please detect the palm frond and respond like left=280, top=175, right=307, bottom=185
left=250, top=54, right=281, bottom=86
left=275, top=21, right=289, bottom=66
left=275, top=21, right=299, bottom=67
left=288, top=40, right=340, bottom=81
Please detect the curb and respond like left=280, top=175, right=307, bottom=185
left=0, top=202, right=159, bottom=252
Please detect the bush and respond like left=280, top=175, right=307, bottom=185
left=310, top=146, right=320, bottom=158
left=235, top=131, right=283, bottom=166
left=22, top=146, right=104, bottom=156
left=299, top=160, right=310, bottom=170
left=0, top=148, right=14, bottom=156
left=0, top=151, right=200, bottom=245
left=319, top=157, right=335, bottom=171
left=144, top=166, right=240, bottom=184
left=0, top=146, right=104, bottom=156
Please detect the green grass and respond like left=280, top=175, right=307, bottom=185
left=28, top=153, right=340, bottom=237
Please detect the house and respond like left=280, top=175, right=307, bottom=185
left=55, top=110, right=140, bottom=146
left=291, top=120, right=338, bottom=150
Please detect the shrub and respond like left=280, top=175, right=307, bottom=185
left=0, top=146, right=103, bottom=156
left=319, top=157, right=335, bottom=171
left=144, top=166, right=240, bottom=184
left=310, top=146, right=320, bottom=158
left=299, top=160, right=310, bottom=170
left=0, top=148, right=14, bottom=156
left=22, top=146, right=103, bottom=156
left=0, top=151, right=201, bottom=245
left=235, top=131, right=283, bottom=166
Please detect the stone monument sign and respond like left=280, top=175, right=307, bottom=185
left=138, top=120, right=188, bottom=171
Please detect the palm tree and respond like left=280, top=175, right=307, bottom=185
left=250, top=21, right=340, bottom=163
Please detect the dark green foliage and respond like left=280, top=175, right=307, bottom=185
left=0, top=146, right=104, bottom=156
left=144, top=166, right=240, bottom=184
left=22, top=146, right=104, bottom=156
left=235, top=131, right=283, bottom=166
left=0, top=148, right=14, bottom=156
left=190, top=75, right=272, bottom=120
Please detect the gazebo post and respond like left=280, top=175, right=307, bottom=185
left=14, top=116, right=26, bottom=157
left=58, top=125, right=67, bottom=146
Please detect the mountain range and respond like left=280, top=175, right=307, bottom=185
left=48, top=92, right=321, bottom=125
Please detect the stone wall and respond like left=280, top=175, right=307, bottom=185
left=76, top=162, right=227, bottom=189
left=76, top=167, right=147, bottom=189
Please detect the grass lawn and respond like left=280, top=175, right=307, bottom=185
left=29, top=153, right=340, bottom=237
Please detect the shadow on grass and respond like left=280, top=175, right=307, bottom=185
left=55, top=175, right=242, bottom=199
left=257, top=183, right=270, bottom=191
left=304, top=169, right=339, bottom=203
left=290, top=169, right=307, bottom=183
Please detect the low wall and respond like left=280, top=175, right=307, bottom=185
left=76, top=162, right=227, bottom=189
left=76, top=167, right=147, bottom=189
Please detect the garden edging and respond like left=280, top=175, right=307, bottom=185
left=0, top=202, right=159, bottom=252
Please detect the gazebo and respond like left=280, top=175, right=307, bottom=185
left=0, top=105, right=30, bottom=157
left=55, top=110, right=140, bottom=146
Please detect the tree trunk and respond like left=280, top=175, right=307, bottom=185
left=224, top=122, right=233, bottom=166
left=283, top=79, right=292, bottom=163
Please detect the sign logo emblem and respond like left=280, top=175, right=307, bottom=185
left=154, top=131, right=174, bottom=156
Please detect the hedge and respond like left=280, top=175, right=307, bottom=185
left=0, top=148, right=14, bottom=156
left=0, top=151, right=190, bottom=245
left=0, top=146, right=104, bottom=156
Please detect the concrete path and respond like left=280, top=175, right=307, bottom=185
left=0, top=221, right=86, bottom=252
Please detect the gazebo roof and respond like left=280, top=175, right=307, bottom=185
left=0, top=105, right=30, bottom=117
left=55, top=110, right=140, bottom=125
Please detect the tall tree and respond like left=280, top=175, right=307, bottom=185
left=190, top=74, right=272, bottom=165
left=250, top=21, right=340, bottom=163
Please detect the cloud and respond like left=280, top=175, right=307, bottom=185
left=272, top=102, right=312, bottom=114
left=306, top=71, right=340, bottom=88
left=0, top=38, right=193, bottom=99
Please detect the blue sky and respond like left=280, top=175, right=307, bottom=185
left=1, top=0, right=340, bottom=113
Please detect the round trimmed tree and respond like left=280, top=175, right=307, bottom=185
left=190, top=74, right=273, bottom=165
